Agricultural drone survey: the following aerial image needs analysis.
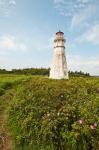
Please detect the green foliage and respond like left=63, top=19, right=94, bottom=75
left=0, top=87, right=5, bottom=96
left=69, top=71, right=90, bottom=77
left=0, top=74, right=32, bottom=114
left=0, top=68, right=91, bottom=77
left=8, top=77, right=99, bottom=150
left=0, top=68, right=50, bottom=76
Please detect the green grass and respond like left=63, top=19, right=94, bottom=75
left=8, top=76, right=99, bottom=150
left=0, top=74, right=32, bottom=149
left=0, top=74, right=33, bottom=112
left=0, top=75, right=99, bottom=150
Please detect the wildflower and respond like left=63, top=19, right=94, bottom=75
left=47, top=113, right=51, bottom=117
left=78, top=119, right=84, bottom=125
left=94, top=123, right=97, bottom=127
left=90, top=123, right=97, bottom=129
left=66, top=117, right=68, bottom=120
left=61, top=95, right=63, bottom=98
left=57, top=112, right=60, bottom=116
left=90, top=125, right=95, bottom=129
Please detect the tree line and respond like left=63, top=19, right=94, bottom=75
left=0, top=68, right=90, bottom=77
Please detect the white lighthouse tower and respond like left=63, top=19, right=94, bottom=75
left=50, top=31, right=69, bottom=79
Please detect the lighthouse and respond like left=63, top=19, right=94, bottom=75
left=50, top=31, right=69, bottom=79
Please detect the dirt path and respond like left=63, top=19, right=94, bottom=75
left=0, top=111, right=13, bottom=150
left=0, top=90, right=15, bottom=150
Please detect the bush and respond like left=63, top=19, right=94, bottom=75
left=9, top=77, right=99, bottom=150
left=0, top=88, right=5, bottom=96
left=1, top=82, right=13, bottom=90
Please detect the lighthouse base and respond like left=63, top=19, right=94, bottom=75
left=49, top=49, right=69, bottom=80
left=50, top=72, right=69, bottom=80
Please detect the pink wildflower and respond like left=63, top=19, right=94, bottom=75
left=90, top=125, right=95, bottom=129
left=94, top=123, right=97, bottom=127
left=47, top=113, right=51, bottom=117
left=78, top=119, right=84, bottom=125
left=90, top=123, right=97, bottom=129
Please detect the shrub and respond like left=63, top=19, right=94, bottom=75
left=0, top=88, right=5, bottom=96
left=9, top=77, right=99, bottom=150
left=1, top=82, right=13, bottom=90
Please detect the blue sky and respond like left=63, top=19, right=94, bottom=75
left=0, top=0, right=99, bottom=75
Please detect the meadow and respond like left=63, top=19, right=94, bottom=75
left=0, top=74, right=99, bottom=150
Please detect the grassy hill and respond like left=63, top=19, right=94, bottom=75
left=0, top=75, right=99, bottom=150
left=0, top=75, right=32, bottom=149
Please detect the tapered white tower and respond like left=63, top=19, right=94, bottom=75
left=50, top=31, right=68, bottom=79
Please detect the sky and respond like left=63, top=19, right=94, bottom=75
left=0, top=0, right=99, bottom=75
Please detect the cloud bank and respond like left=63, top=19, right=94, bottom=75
left=0, top=0, right=16, bottom=16
left=76, top=24, right=99, bottom=45
left=68, top=55, right=99, bottom=75
left=0, top=35, right=27, bottom=54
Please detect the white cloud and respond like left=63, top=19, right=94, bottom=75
left=68, top=55, right=99, bottom=75
left=76, top=24, right=99, bottom=45
left=77, top=0, right=90, bottom=3
left=71, top=12, right=88, bottom=30
left=53, top=0, right=91, bottom=17
left=0, top=53, right=98, bottom=75
left=0, top=35, right=51, bottom=70
left=71, top=4, right=98, bottom=30
left=9, top=0, right=16, bottom=6
left=0, top=33, right=53, bottom=56
left=9, top=0, right=16, bottom=5
left=0, top=0, right=16, bottom=16
left=0, top=35, right=16, bottom=49
left=54, top=0, right=65, bottom=3
left=53, top=0, right=99, bottom=32
left=29, top=38, right=51, bottom=52
left=0, top=56, right=34, bottom=70
left=0, top=35, right=27, bottom=54
left=0, top=34, right=98, bottom=75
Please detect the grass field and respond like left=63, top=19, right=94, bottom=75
left=0, top=75, right=99, bottom=150
left=0, top=74, right=32, bottom=149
